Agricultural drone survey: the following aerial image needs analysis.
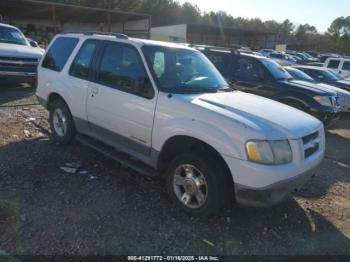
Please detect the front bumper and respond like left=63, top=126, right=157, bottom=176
left=0, top=71, right=36, bottom=84
left=223, top=127, right=325, bottom=207
left=234, top=167, right=317, bottom=207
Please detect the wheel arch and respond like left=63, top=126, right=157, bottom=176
left=47, top=92, right=68, bottom=111
left=157, top=135, right=233, bottom=184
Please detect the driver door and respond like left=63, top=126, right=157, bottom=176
left=86, top=41, right=157, bottom=155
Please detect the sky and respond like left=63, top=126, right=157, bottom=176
left=178, top=0, right=350, bottom=33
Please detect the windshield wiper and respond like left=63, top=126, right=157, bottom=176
left=163, top=86, right=219, bottom=94
left=218, top=86, right=235, bottom=92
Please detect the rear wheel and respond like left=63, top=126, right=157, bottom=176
left=165, top=153, right=233, bottom=217
left=49, top=100, right=75, bottom=144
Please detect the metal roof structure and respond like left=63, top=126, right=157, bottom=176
left=0, top=0, right=151, bottom=24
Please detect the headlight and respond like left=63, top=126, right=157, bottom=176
left=245, top=140, right=293, bottom=165
left=314, top=96, right=333, bottom=107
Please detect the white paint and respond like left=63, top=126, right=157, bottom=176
left=36, top=33, right=325, bottom=205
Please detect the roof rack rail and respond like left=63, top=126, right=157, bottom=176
left=62, top=31, right=128, bottom=39
left=189, top=44, right=237, bottom=54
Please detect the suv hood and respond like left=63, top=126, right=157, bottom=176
left=194, top=91, right=322, bottom=140
left=318, top=82, right=350, bottom=95
left=336, top=79, right=350, bottom=86
left=283, top=79, right=335, bottom=95
left=0, top=43, right=44, bottom=59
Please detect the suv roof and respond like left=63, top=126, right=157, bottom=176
left=294, top=65, right=328, bottom=71
left=60, top=32, right=195, bottom=50
left=0, top=23, right=19, bottom=30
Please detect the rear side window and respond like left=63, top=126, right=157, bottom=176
left=342, top=61, right=350, bottom=71
left=234, top=58, right=265, bottom=81
left=70, top=40, right=99, bottom=80
left=327, top=59, right=340, bottom=69
left=42, top=37, right=79, bottom=72
left=205, top=52, right=230, bottom=77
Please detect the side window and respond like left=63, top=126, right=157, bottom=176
left=342, top=61, right=350, bottom=71
left=97, top=42, right=153, bottom=98
left=42, top=37, right=79, bottom=72
left=206, top=53, right=225, bottom=73
left=327, top=59, right=340, bottom=69
left=70, top=40, right=99, bottom=80
left=234, top=58, right=264, bottom=81
left=153, top=51, right=165, bottom=78
left=306, top=70, right=321, bottom=79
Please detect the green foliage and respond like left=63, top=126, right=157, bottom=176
left=327, top=16, right=350, bottom=54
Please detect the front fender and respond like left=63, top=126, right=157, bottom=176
left=152, top=117, right=244, bottom=160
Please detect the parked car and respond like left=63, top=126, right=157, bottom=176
left=307, top=62, right=324, bottom=67
left=306, top=51, right=320, bottom=59
left=320, top=53, right=341, bottom=63
left=294, top=65, right=350, bottom=92
left=197, top=47, right=339, bottom=124
left=268, top=52, right=297, bottom=66
left=324, top=57, right=350, bottom=79
left=285, top=66, right=350, bottom=112
left=302, top=52, right=320, bottom=63
left=37, top=32, right=326, bottom=216
left=259, top=48, right=275, bottom=57
left=0, top=23, right=44, bottom=86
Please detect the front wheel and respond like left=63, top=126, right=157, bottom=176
left=165, top=153, right=233, bottom=217
left=49, top=100, right=75, bottom=144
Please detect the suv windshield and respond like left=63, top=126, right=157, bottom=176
left=326, top=70, right=343, bottom=81
left=0, top=26, right=27, bottom=46
left=142, top=45, right=229, bottom=93
left=261, top=59, right=292, bottom=80
left=287, top=68, right=314, bottom=82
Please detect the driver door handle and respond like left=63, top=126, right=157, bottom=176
left=90, top=87, right=99, bottom=97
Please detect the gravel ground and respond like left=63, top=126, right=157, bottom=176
left=0, top=85, right=349, bottom=255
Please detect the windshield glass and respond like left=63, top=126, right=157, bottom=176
left=0, top=26, right=27, bottom=45
left=326, top=70, right=343, bottom=81
left=261, top=59, right=292, bottom=80
left=142, top=45, right=229, bottom=93
left=287, top=68, right=314, bottom=82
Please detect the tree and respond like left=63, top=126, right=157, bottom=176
left=327, top=16, right=350, bottom=54
left=295, top=24, right=317, bottom=42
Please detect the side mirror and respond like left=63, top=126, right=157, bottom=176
left=29, top=40, right=38, bottom=48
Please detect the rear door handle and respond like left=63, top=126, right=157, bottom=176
left=90, top=87, right=99, bottom=97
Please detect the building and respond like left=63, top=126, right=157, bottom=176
left=0, top=0, right=151, bottom=45
left=151, top=24, right=276, bottom=50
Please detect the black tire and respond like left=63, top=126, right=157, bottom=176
left=49, top=99, right=75, bottom=144
left=165, top=153, right=233, bottom=217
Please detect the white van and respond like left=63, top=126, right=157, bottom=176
left=324, top=57, right=350, bottom=79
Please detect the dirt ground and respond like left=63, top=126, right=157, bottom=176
left=0, top=85, right=349, bottom=255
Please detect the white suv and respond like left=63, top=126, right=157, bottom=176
left=324, top=57, right=350, bottom=79
left=36, top=32, right=325, bottom=216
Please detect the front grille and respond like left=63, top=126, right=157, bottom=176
left=302, top=131, right=320, bottom=159
left=0, top=65, right=36, bottom=73
left=0, top=56, right=38, bottom=63
left=0, top=56, right=38, bottom=74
